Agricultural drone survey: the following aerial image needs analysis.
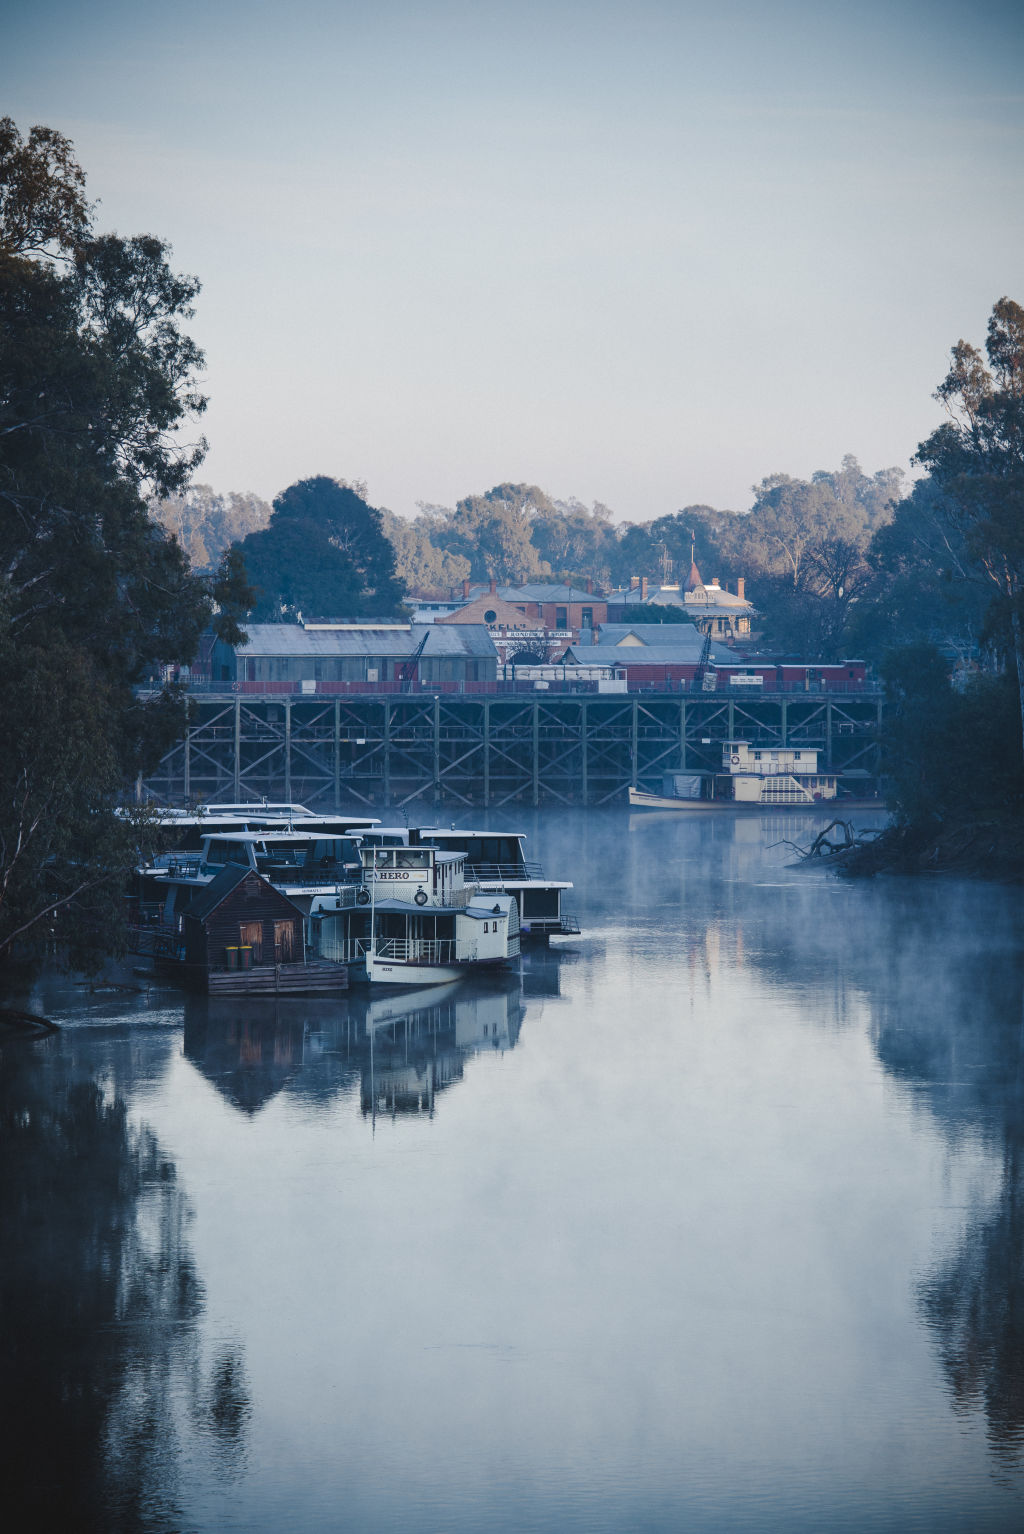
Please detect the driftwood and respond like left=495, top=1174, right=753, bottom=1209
left=772, top=820, right=883, bottom=865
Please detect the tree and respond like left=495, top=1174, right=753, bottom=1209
left=150, top=484, right=271, bottom=570
left=913, top=298, right=1024, bottom=759
left=235, top=476, right=405, bottom=620
left=435, top=483, right=553, bottom=583
left=0, top=118, right=245, bottom=966
left=530, top=497, right=617, bottom=585
left=616, top=603, right=695, bottom=625
left=380, top=506, right=471, bottom=595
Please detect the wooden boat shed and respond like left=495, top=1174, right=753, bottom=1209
left=182, top=865, right=348, bottom=994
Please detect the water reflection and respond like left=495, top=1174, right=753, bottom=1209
left=0, top=1028, right=250, bottom=1530
left=183, top=969, right=542, bottom=1121
left=871, top=941, right=1024, bottom=1470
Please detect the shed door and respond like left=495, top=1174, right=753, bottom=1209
left=274, top=920, right=296, bottom=963
left=239, top=921, right=263, bottom=962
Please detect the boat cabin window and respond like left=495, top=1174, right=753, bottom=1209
left=362, top=847, right=431, bottom=871
left=205, top=839, right=252, bottom=866
left=431, top=835, right=525, bottom=867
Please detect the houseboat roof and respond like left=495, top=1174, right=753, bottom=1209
left=420, top=829, right=526, bottom=841
left=202, top=830, right=356, bottom=845
left=184, top=865, right=302, bottom=922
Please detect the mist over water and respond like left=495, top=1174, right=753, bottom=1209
left=3, top=808, right=1024, bottom=1531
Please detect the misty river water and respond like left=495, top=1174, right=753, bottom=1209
left=3, top=808, right=1024, bottom=1532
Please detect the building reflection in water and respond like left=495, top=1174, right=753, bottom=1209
left=0, top=1027, right=252, bottom=1532
left=183, top=954, right=567, bottom=1123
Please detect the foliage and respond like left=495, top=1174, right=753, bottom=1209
left=380, top=507, right=470, bottom=595
left=616, top=603, right=695, bottom=625
left=0, top=117, right=235, bottom=967
left=912, top=297, right=1024, bottom=758
left=234, top=475, right=405, bottom=621
left=878, top=643, right=1023, bottom=827
left=429, top=483, right=554, bottom=584
left=150, top=483, right=270, bottom=570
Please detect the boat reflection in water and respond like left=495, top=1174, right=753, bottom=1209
left=182, top=960, right=568, bottom=1121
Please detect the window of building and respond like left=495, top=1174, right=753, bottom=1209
left=582, top=607, right=593, bottom=628
left=484, top=609, right=497, bottom=623
left=556, top=606, right=568, bottom=628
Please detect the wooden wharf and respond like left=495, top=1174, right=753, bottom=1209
left=136, top=688, right=885, bottom=810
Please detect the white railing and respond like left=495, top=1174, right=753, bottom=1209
left=374, top=938, right=459, bottom=964
left=314, top=933, right=369, bottom=963
left=461, top=861, right=544, bottom=881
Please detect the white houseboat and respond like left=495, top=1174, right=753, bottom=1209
left=629, top=741, right=841, bottom=810
left=310, top=843, right=520, bottom=986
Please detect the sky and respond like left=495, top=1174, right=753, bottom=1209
left=3, top=0, right=1023, bottom=521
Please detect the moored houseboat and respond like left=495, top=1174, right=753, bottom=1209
left=310, top=842, right=520, bottom=986
left=628, top=741, right=875, bottom=811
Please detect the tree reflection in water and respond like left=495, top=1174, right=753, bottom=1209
left=0, top=1031, right=251, bottom=1529
left=882, top=951, right=1024, bottom=1473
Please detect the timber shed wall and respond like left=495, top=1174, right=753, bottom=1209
left=187, top=875, right=304, bottom=969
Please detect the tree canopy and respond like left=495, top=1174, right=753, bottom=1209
left=234, top=476, right=405, bottom=621
left=0, top=117, right=249, bottom=967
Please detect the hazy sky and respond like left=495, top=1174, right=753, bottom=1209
left=4, top=0, right=1023, bottom=520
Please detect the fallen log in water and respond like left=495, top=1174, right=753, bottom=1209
left=772, top=820, right=884, bottom=866
left=0, top=1007, right=59, bottom=1037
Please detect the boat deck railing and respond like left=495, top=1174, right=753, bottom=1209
left=461, top=861, right=544, bottom=882
left=373, top=938, right=459, bottom=964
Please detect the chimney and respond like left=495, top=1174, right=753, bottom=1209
left=586, top=577, right=593, bottom=594
left=737, top=577, right=745, bottom=600
left=462, top=579, right=470, bottom=599
left=489, top=576, right=497, bottom=595
left=630, top=575, right=640, bottom=590
left=641, top=577, right=648, bottom=600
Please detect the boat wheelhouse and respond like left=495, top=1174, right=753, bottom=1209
left=310, top=843, right=520, bottom=986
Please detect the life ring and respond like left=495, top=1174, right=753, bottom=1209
left=414, top=889, right=428, bottom=906
left=731, top=753, right=740, bottom=764
left=356, top=887, right=370, bottom=905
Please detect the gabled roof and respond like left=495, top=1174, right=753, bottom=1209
left=564, top=640, right=735, bottom=667
left=185, top=864, right=303, bottom=923
left=596, top=624, right=701, bottom=649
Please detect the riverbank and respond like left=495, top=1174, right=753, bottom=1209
left=840, top=817, right=1024, bottom=882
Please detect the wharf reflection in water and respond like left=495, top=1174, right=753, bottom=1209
left=183, top=957, right=565, bottom=1121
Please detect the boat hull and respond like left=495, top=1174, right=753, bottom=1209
left=362, top=953, right=512, bottom=987
left=627, top=788, right=881, bottom=813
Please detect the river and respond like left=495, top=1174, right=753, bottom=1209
left=2, top=808, right=1023, bottom=1532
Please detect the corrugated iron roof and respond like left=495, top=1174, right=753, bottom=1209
left=233, top=624, right=496, bottom=659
